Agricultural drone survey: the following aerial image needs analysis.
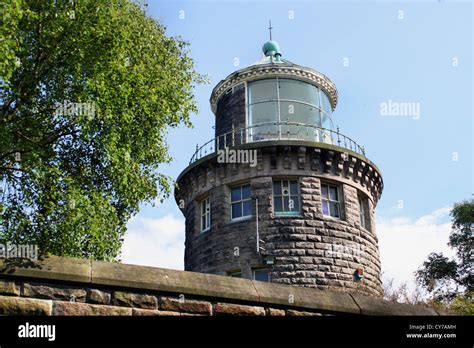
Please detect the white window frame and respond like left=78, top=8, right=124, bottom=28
left=230, top=184, right=252, bottom=220
left=359, top=197, right=366, bottom=229
left=201, top=197, right=211, bottom=233
left=273, top=179, right=301, bottom=216
left=321, top=183, right=342, bottom=219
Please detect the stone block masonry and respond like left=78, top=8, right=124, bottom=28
left=177, top=144, right=384, bottom=296
left=0, top=256, right=441, bottom=316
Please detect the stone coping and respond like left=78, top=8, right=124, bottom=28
left=0, top=256, right=440, bottom=316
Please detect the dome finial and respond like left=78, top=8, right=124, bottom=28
left=262, top=20, right=281, bottom=62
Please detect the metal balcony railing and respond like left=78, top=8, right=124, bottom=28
left=189, top=121, right=365, bottom=164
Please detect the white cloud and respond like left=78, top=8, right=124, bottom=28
left=121, top=207, right=455, bottom=291
left=121, top=214, right=185, bottom=270
left=378, top=207, right=454, bottom=287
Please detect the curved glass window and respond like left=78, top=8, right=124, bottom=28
left=249, top=79, right=278, bottom=104
left=248, top=78, right=333, bottom=143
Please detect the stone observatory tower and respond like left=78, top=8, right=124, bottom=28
left=175, top=40, right=384, bottom=297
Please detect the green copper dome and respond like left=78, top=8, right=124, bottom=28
left=262, top=40, right=281, bottom=56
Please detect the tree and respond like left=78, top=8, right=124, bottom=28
left=415, top=200, right=473, bottom=311
left=382, top=276, right=425, bottom=306
left=0, top=0, right=205, bottom=260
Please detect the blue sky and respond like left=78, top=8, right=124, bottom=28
left=122, top=0, right=472, bottom=289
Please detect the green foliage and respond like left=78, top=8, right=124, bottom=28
left=0, top=0, right=205, bottom=260
left=415, top=199, right=473, bottom=311
left=448, top=292, right=474, bottom=315
left=426, top=293, right=474, bottom=316
left=0, top=0, right=23, bottom=86
left=449, top=200, right=474, bottom=288
left=416, top=253, right=458, bottom=300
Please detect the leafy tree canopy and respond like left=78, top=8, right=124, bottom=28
left=415, top=200, right=473, bottom=306
left=0, top=0, right=205, bottom=260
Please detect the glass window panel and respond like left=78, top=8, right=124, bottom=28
left=359, top=198, right=366, bottom=228
left=290, top=181, right=298, bottom=195
left=249, top=102, right=279, bottom=125
left=321, top=129, right=333, bottom=144
left=249, top=79, right=278, bottom=104
left=278, top=79, right=319, bottom=106
left=254, top=269, right=269, bottom=282
left=320, top=91, right=332, bottom=114
left=274, top=196, right=283, bottom=212
left=241, top=185, right=251, bottom=199
left=231, top=187, right=241, bottom=202
left=232, top=202, right=242, bottom=219
left=321, top=112, right=333, bottom=145
left=329, top=186, right=338, bottom=201
left=321, top=111, right=333, bottom=130
left=329, top=202, right=340, bottom=218
left=242, top=200, right=252, bottom=217
left=321, top=185, right=328, bottom=199
left=290, top=195, right=299, bottom=211
left=249, top=102, right=279, bottom=141
left=279, top=104, right=320, bottom=141
left=322, top=200, right=330, bottom=216
left=280, top=102, right=319, bottom=126
left=251, top=124, right=280, bottom=141
left=273, top=181, right=282, bottom=195
left=283, top=196, right=290, bottom=210
left=201, top=198, right=210, bottom=232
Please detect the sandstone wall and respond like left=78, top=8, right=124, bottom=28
left=0, top=256, right=440, bottom=316
left=176, top=144, right=384, bottom=296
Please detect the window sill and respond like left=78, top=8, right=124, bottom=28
left=274, top=212, right=302, bottom=218
left=228, top=216, right=252, bottom=224
left=199, top=229, right=211, bottom=235
left=322, top=214, right=345, bottom=222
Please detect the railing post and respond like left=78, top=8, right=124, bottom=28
left=189, top=122, right=367, bottom=164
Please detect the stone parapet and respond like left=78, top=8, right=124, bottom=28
left=0, top=256, right=440, bottom=316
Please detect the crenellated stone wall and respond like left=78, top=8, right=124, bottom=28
left=176, top=144, right=384, bottom=296
left=0, top=256, right=440, bottom=316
